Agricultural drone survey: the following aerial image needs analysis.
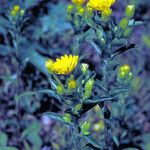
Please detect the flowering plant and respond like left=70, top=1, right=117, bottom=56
left=43, top=0, right=143, bottom=149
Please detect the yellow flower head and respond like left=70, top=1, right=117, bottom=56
left=72, top=0, right=85, bottom=5
left=46, top=54, right=79, bottom=75
left=87, top=0, right=116, bottom=12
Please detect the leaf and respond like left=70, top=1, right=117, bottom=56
left=15, top=89, right=61, bottom=105
left=111, top=44, right=136, bottom=58
left=83, top=97, right=113, bottom=104
left=1, top=147, right=18, bottom=150
left=43, top=112, right=72, bottom=126
left=21, top=122, right=40, bottom=139
left=23, top=141, right=30, bottom=150
left=110, top=88, right=129, bottom=96
left=0, top=45, right=14, bottom=56
left=112, top=38, right=128, bottom=46
left=84, top=135, right=102, bottom=149
left=88, top=40, right=102, bottom=54
left=134, top=21, right=143, bottom=26
left=0, top=132, right=8, bottom=147
left=24, top=0, right=39, bottom=9
left=113, top=135, right=119, bottom=147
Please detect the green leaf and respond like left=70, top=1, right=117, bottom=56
left=84, top=135, right=102, bottom=149
left=112, top=38, right=128, bottom=46
left=24, top=0, right=39, bottom=9
left=134, top=21, right=143, bottom=26
left=0, top=132, right=8, bottom=147
left=43, top=112, right=72, bottom=126
left=113, top=135, right=119, bottom=147
left=84, top=97, right=113, bottom=104
left=21, top=122, right=40, bottom=139
left=1, top=147, right=18, bottom=150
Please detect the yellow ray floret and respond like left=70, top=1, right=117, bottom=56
left=87, top=0, right=116, bottom=12
left=46, top=54, right=79, bottom=75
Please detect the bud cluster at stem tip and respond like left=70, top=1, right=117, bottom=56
left=118, top=64, right=133, bottom=81
left=10, top=5, right=25, bottom=17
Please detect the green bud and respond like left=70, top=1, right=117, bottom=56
left=101, top=8, right=112, bottom=22
left=63, top=113, right=71, bottom=123
left=78, top=7, right=85, bottom=16
left=81, top=121, right=91, bottom=136
left=100, top=37, right=106, bottom=45
left=85, top=78, right=94, bottom=90
left=123, top=27, right=133, bottom=37
left=125, top=5, right=135, bottom=19
left=83, top=89, right=92, bottom=99
left=74, top=103, right=82, bottom=114
left=67, top=4, right=74, bottom=13
left=20, top=9, right=25, bottom=16
left=56, top=84, right=64, bottom=95
left=128, top=72, right=133, bottom=80
left=119, top=18, right=129, bottom=30
left=81, top=63, right=89, bottom=74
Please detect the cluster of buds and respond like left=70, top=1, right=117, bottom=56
left=117, top=64, right=133, bottom=82
left=10, top=5, right=25, bottom=17
left=118, top=5, right=135, bottom=37
left=67, top=0, right=86, bottom=18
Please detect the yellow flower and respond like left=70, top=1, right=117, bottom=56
left=46, top=54, right=79, bottom=75
left=72, top=0, right=85, bottom=5
left=87, top=0, right=116, bottom=12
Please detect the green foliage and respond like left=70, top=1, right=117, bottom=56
left=0, top=0, right=149, bottom=149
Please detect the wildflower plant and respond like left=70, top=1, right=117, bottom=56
left=43, top=0, right=142, bottom=149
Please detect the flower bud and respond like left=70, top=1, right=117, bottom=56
left=101, top=8, right=112, bottom=21
left=118, top=71, right=126, bottom=79
left=63, top=113, right=71, bottom=123
left=74, top=103, right=82, bottom=114
left=123, top=27, right=133, bottom=37
left=81, top=63, right=89, bottom=74
left=93, top=121, right=104, bottom=132
left=56, top=84, right=64, bottom=95
left=125, top=5, right=135, bottom=19
left=100, top=37, right=106, bottom=45
left=78, top=7, right=85, bottom=16
left=13, top=5, right=20, bottom=12
left=128, top=72, right=133, bottom=80
left=81, top=121, right=91, bottom=136
left=67, top=4, right=74, bottom=13
left=119, top=18, right=129, bottom=30
left=20, top=9, right=25, bottom=16
left=83, top=90, right=92, bottom=99
left=68, top=79, right=77, bottom=89
left=85, top=78, right=94, bottom=90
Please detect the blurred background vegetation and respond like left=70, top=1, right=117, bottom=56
left=0, top=0, right=150, bottom=149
